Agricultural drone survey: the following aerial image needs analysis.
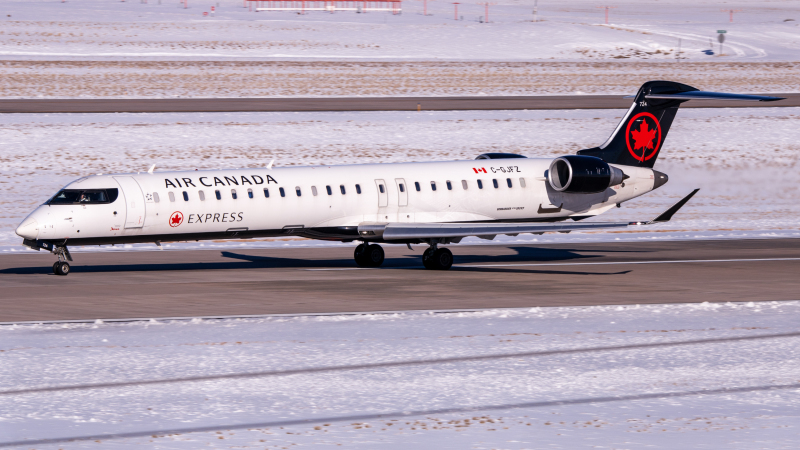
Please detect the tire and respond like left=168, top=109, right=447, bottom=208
left=53, top=262, right=60, bottom=275
left=365, top=244, right=385, bottom=267
left=56, top=262, right=70, bottom=276
left=353, top=243, right=369, bottom=267
left=432, top=248, right=453, bottom=270
left=422, top=248, right=435, bottom=270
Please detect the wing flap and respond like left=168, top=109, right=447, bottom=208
left=380, top=221, right=628, bottom=241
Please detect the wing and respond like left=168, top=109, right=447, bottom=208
left=359, top=189, right=699, bottom=241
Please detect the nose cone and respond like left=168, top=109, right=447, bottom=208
left=15, top=217, right=39, bottom=240
left=653, top=170, right=669, bottom=190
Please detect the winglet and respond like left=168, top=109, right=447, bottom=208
left=267, top=159, right=275, bottom=170
left=147, top=164, right=156, bottom=174
left=649, top=189, right=699, bottom=223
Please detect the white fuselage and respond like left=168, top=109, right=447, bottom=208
left=17, top=158, right=656, bottom=246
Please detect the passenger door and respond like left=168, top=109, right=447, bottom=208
left=113, top=176, right=146, bottom=228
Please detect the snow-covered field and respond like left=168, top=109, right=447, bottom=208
left=2, top=0, right=798, bottom=61
left=3, top=107, right=799, bottom=253
left=2, top=302, right=800, bottom=449
left=0, top=0, right=798, bottom=97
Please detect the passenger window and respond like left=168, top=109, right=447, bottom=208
left=153, top=192, right=160, bottom=203
left=506, top=178, right=513, bottom=188
left=477, top=180, right=483, bottom=189
left=231, top=189, right=238, bottom=200
left=182, top=191, right=189, bottom=201
left=340, top=185, right=346, bottom=195
left=493, top=179, right=499, bottom=189
left=461, top=180, right=468, bottom=190
left=415, top=182, right=421, bottom=192
left=311, top=186, right=318, bottom=196
left=519, top=177, right=526, bottom=188
left=263, top=188, right=270, bottom=198
left=326, top=185, right=332, bottom=195
left=168, top=192, right=176, bottom=202
left=356, top=184, right=362, bottom=194
left=399, top=183, right=405, bottom=193
left=446, top=181, right=452, bottom=190
left=431, top=181, right=437, bottom=191
left=296, top=186, right=302, bottom=197
left=247, top=188, right=254, bottom=199
left=279, top=187, right=286, bottom=197
left=378, top=184, right=385, bottom=194
left=198, top=190, right=205, bottom=201
left=215, top=190, right=221, bottom=200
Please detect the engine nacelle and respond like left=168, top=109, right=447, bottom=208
left=547, top=155, right=627, bottom=194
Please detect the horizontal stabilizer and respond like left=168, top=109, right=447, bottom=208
left=645, top=91, right=785, bottom=102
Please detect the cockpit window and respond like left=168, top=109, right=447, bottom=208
left=48, top=189, right=118, bottom=205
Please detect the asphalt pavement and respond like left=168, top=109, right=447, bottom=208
left=2, top=238, right=799, bottom=322
left=1, top=94, right=798, bottom=113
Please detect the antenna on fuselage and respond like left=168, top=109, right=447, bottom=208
left=267, top=159, right=275, bottom=170
left=147, top=164, right=156, bottom=174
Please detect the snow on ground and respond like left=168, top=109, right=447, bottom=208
left=1, top=0, right=798, bottom=61
left=0, top=0, right=798, bottom=97
left=2, top=301, right=800, bottom=448
left=2, top=107, right=799, bottom=253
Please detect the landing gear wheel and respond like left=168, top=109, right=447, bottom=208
left=354, top=243, right=385, bottom=268
left=364, top=244, right=385, bottom=267
left=422, top=248, right=435, bottom=270
left=354, top=243, right=369, bottom=267
left=55, top=261, right=71, bottom=276
left=422, top=248, right=453, bottom=270
left=52, top=262, right=60, bottom=275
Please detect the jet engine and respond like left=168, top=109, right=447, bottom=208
left=547, top=155, right=627, bottom=194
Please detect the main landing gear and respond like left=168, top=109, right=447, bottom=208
left=354, top=243, right=385, bottom=268
left=52, top=245, right=72, bottom=276
left=422, top=243, right=453, bottom=270
left=352, top=242, right=453, bottom=270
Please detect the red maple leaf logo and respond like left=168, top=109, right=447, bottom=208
left=169, top=212, right=183, bottom=227
left=631, top=120, right=656, bottom=151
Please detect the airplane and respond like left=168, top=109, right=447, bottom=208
left=15, top=81, right=783, bottom=275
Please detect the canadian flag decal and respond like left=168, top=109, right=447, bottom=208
left=473, top=167, right=487, bottom=173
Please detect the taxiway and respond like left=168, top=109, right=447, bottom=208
left=2, top=238, right=799, bottom=322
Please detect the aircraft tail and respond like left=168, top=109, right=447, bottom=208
left=577, top=80, right=784, bottom=168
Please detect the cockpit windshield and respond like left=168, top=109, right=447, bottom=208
left=48, top=188, right=119, bottom=205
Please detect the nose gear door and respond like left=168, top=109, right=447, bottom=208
left=113, top=176, right=146, bottom=228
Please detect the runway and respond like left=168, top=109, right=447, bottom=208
left=1, top=94, right=798, bottom=113
left=2, top=238, right=800, bottom=322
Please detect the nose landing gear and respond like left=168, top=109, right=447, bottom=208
left=422, top=243, right=453, bottom=270
left=53, top=261, right=71, bottom=276
left=52, top=245, right=72, bottom=276
left=354, top=243, right=385, bottom=268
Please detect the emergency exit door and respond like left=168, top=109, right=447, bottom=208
left=395, top=178, right=408, bottom=206
left=375, top=179, right=388, bottom=207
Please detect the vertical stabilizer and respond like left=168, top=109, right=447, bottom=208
left=577, top=80, right=698, bottom=168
